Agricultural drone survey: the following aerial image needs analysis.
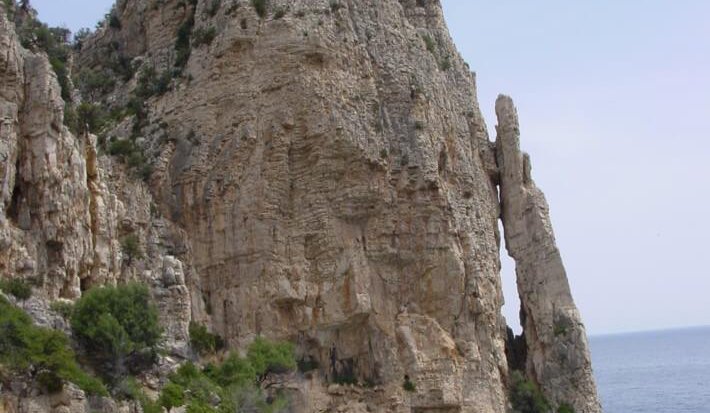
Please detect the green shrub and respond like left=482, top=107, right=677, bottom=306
left=64, top=103, right=78, bottom=134
left=557, top=403, right=575, bottom=413
left=247, top=337, right=296, bottom=380
left=193, top=26, right=217, bottom=47
left=174, top=13, right=196, bottom=70
left=403, top=375, right=416, bottom=392
left=120, top=233, right=143, bottom=263
left=49, top=55, right=71, bottom=102
left=16, top=17, right=72, bottom=103
left=107, top=7, right=122, bottom=29
left=229, top=385, right=288, bottom=413
left=438, top=55, right=451, bottom=71
left=2, top=0, right=15, bottom=20
left=110, top=54, right=135, bottom=81
left=0, top=296, right=106, bottom=395
left=510, top=370, right=550, bottom=413
left=422, top=34, right=436, bottom=54
left=159, top=381, right=186, bottom=409
left=72, top=27, right=91, bottom=50
left=138, top=163, right=153, bottom=182
left=135, top=67, right=172, bottom=99
left=167, top=363, right=224, bottom=409
left=252, top=0, right=267, bottom=18
left=76, top=68, right=116, bottom=99
left=109, top=15, right=121, bottom=29
left=189, top=321, right=224, bottom=356
left=76, top=102, right=109, bottom=134
left=70, top=283, right=161, bottom=380
left=50, top=301, right=74, bottom=319
left=118, top=377, right=162, bottom=413
left=127, top=151, right=146, bottom=169
left=108, top=139, right=135, bottom=157
left=156, top=338, right=295, bottom=412
left=210, top=353, right=257, bottom=387
left=554, top=323, right=569, bottom=337
left=105, top=132, right=153, bottom=181
left=0, top=278, right=32, bottom=300
left=273, top=7, right=286, bottom=19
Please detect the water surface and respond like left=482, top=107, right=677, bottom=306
left=590, top=326, right=710, bottom=413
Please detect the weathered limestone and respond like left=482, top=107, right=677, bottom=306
left=0, top=5, right=192, bottom=407
left=495, top=95, right=601, bottom=412
left=0, top=0, right=601, bottom=411
left=82, top=1, right=511, bottom=411
left=0, top=382, right=140, bottom=413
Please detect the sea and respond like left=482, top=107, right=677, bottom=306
left=590, top=325, right=710, bottom=413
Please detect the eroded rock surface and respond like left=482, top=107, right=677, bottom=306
left=0, top=0, right=192, bottom=388
left=0, top=1, right=601, bottom=412
left=496, top=95, right=601, bottom=413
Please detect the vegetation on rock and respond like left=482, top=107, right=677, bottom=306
left=174, top=8, right=196, bottom=70
left=0, top=278, right=32, bottom=300
left=70, top=283, right=161, bottom=381
left=510, top=370, right=551, bottom=413
left=50, top=300, right=74, bottom=319
left=120, top=233, right=143, bottom=263
left=557, top=403, right=575, bottom=413
left=0, top=296, right=107, bottom=395
left=193, top=26, right=217, bottom=47
left=155, top=338, right=295, bottom=412
left=403, top=375, right=416, bottom=392
left=189, top=321, right=225, bottom=356
left=116, top=376, right=162, bottom=413
left=252, top=0, right=267, bottom=18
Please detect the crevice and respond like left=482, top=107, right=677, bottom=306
left=505, top=325, right=527, bottom=372
left=7, top=182, right=22, bottom=225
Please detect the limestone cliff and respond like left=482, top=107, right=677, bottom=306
left=496, top=96, right=601, bottom=412
left=0, top=1, right=600, bottom=412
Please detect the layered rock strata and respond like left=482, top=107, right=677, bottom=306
left=0, top=1, right=601, bottom=412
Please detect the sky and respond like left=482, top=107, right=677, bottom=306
left=30, top=1, right=710, bottom=336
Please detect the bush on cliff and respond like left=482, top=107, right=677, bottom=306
left=557, top=403, right=575, bottom=413
left=252, top=0, right=267, bottom=18
left=156, top=338, right=295, bottom=412
left=510, top=370, right=550, bottom=413
left=120, top=233, right=143, bottom=263
left=189, top=321, right=225, bottom=356
left=70, top=283, right=161, bottom=381
left=247, top=337, right=296, bottom=382
left=0, top=277, right=32, bottom=300
left=0, top=296, right=107, bottom=395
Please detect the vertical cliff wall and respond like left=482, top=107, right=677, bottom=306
left=0, top=1, right=601, bottom=412
left=0, top=0, right=192, bottom=362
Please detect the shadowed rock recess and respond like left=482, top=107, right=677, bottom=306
left=0, top=0, right=600, bottom=412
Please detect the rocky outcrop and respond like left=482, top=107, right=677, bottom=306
left=77, top=1, right=511, bottom=411
left=496, top=95, right=601, bottom=412
left=0, top=1, right=601, bottom=412
left=0, top=0, right=192, bottom=368
left=1, top=6, right=91, bottom=300
left=0, top=382, right=140, bottom=413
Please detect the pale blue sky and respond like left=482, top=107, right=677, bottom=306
left=32, top=1, right=710, bottom=335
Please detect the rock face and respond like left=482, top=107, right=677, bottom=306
left=0, top=0, right=192, bottom=370
left=0, top=1, right=601, bottom=412
left=0, top=7, right=94, bottom=300
left=495, top=96, right=601, bottom=412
